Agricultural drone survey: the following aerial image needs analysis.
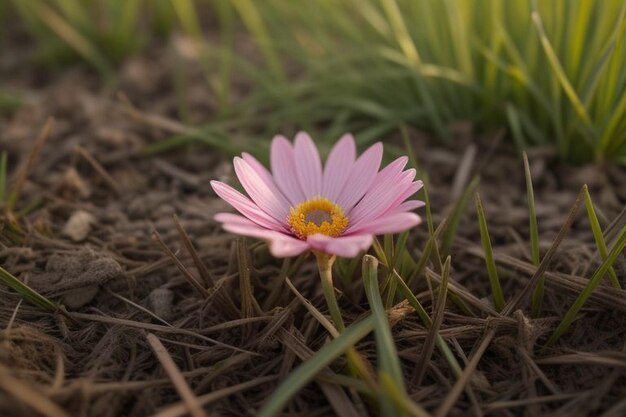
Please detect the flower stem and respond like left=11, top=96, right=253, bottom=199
left=315, top=252, right=345, bottom=332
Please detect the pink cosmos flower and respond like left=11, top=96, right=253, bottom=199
left=210, top=132, right=424, bottom=258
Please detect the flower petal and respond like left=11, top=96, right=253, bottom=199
left=351, top=178, right=423, bottom=231
left=336, top=142, right=383, bottom=212
left=234, top=157, right=291, bottom=222
left=307, top=233, right=373, bottom=258
left=349, top=212, right=422, bottom=235
left=388, top=199, right=426, bottom=215
left=347, top=158, right=412, bottom=229
left=217, top=214, right=309, bottom=257
left=242, top=152, right=274, bottom=185
left=294, top=132, right=323, bottom=198
left=383, top=180, right=424, bottom=214
left=270, top=135, right=306, bottom=205
left=210, top=180, right=286, bottom=230
left=322, top=133, right=356, bottom=201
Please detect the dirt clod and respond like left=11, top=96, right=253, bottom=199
left=27, top=250, right=123, bottom=308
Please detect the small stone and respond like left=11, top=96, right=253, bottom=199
left=63, top=210, right=95, bottom=242
left=58, top=167, right=91, bottom=199
left=149, top=288, right=174, bottom=321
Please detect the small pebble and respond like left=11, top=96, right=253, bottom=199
left=149, top=288, right=174, bottom=321
left=63, top=210, right=95, bottom=242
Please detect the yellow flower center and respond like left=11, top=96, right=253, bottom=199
left=287, top=197, right=348, bottom=239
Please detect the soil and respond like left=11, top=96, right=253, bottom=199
left=1, top=37, right=626, bottom=417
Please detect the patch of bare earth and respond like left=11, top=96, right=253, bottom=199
left=1, top=48, right=626, bottom=416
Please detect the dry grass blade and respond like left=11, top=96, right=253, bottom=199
left=237, top=238, right=261, bottom=319
left=146, top=333, right=208, bottom=417
left=0, top=364, right=71, bottom=417
left=50, top=355, right=253, bottom=396
left=425, top=268, right=500, bottom=317
left=502, top=185, right=586, bottom=315
left=484, top=393, right=580, bottom=411
left=173, top=214, right=214, bottom=287
left=106, top=289, right=173, bottom=327
left=7, top=117, right=54, bottom=211
left=537, top=351, right=626, bottom=369
left=68, top=312, right=257, bottom=355
left=434, top=328, right=497, bottom=417
left=74, top=145, right=121, bottom=196
left=152, top=230, right=209, bottom=297
left=413, top=256, right=450, bottom=385
left=604, top=205, right=626, bottom=243
left=150, top=375, right=277, bottom=417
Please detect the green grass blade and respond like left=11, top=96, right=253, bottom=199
left=505, top=103, right=528, bottom=150
left=171, top=0, right=202, bottom=36
left=524, top=152, right=544, bottom=317
left=531, top=0, right=592, bottom=127
left=0, top=92, right=21, bottom=115
left=441, top=176, right=480, bottom=258
left=257, top=315, right=375, bottom=417
left=0, top=151, right=7, bottom=203
left=34, top=2, right=113, bottom=78
left=363, top=255, right=407, bottom=416
left=51, top=0, right=90, bottom=29
left=546, top=224, right=626, bottom=346
left=0, top=266, right=58, bottom=312
left=523, top=152, right=541, bottom=266
left=392, top=269, right=462, bottom=378
left=413, top=256, right=450, bottom=385
left=230, top=0, right=285, bottom=81
left=379, top=0, right=420, bottom=66
left=380, top=373, right=431, bottom=417
left=475, top=193, right=505, bottom=311
left=406, top=216, right=448, bottom=288
left=583, top=187, right=621, bottom=289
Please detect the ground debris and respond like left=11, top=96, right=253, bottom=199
left=26, top=249, right=122, bottom=308
left=1, top=41, right=625, bottom=417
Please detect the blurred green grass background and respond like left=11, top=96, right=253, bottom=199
left=1, top=0, right=625, bottom=164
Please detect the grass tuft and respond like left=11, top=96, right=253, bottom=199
left=256, top=315, right=375, bottom=417
left=474, top=193, right=505, bottom=311
left=546, top=224, right=626, bottom=346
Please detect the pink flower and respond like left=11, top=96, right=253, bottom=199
left=211, top=132, right=424, bottom=258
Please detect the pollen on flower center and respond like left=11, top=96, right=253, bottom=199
left=287, top=197, right=348, bottom=239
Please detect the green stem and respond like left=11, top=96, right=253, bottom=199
left=315, top=252, right=345, bottom=332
